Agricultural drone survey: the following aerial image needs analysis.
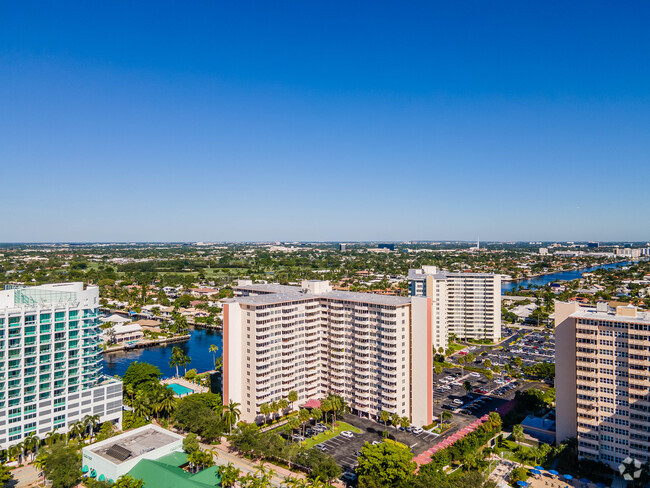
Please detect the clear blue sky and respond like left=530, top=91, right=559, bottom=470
left=1, top=1, right=649, bottom=242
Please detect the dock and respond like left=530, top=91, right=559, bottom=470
left=102, top=334, right=191, bottom=353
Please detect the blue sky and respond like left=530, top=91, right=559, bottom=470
left=1, top=1, right=649, bottom=242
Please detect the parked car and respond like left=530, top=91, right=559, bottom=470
left=468, top=372, right=480, bottom=377
left=340, top=431, right=354, bottom=438
left=412, top=426, right=424, bottom=434
left=452, top=399, right=463, bottom=406
left=315, top=444, right=327, bottom=452
left=292, top=434, right=305, bottom=441
left=341, top=472, right=358, bottom=483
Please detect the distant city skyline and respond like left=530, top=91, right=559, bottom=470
left=1, top=2, right=649, bottom=242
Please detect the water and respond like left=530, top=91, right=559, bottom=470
left=501, top=261, right=631, bottom=293
left=101, top=327, right=223, bottom=379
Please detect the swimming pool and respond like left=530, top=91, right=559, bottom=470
left=167, top=383, right=194, bottom=396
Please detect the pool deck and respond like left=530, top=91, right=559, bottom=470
left=161, top=376, right=209, bottom=395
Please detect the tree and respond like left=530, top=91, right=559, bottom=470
left=40, top=442, right=81, bottom=488
left=320, top=398, right=332, bottom=425
left=114, top=474, right=145, bottom=488
left=512, top=424, right=524, bottom=443
left=279, top=399, right=289, bottom=416
left=288, top=391, right=298, bottom=412
left=183, top=432, right=200, bottom=454
left=299, top=409, right=311, bottom=437
left=0, top=464, right=12, bottom=486
left=122, top=362, right=162, bottom=390
left=484, top=369, right=493, bottom=381
left=356, top=441, right=416, bottom=488
left=97, top=422, right=114, bottom=441
left=169, top=347, right=183, bottom=378
left=434, top=364, right=443, bottom=378
left=260, top=403, right=271, bottom=425
left=224, top=400, right=241, bottom=435
left=379, top=410, right=390, bottom=428
left=399, top=416, right=410, bottom=430
left=483, top=359, right=492, bottom=369
left=218, top=462, right=241, bottom=488
left=463, top=381, right=472, bottom=397
left=311, top=408, right=323, bottom=425
left=209, top=344, right=219, bottom=367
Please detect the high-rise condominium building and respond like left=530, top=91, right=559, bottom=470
left=223, top=280, right=434, bottom=426
left=556, top=301, right=650, bottom=469
left=0, top=283, right=123, bottom=449
left=408, top=266, right=501, bottom=342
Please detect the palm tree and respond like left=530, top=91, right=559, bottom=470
left=13, top=441, right=25, bottom=464
left=379, top=410, right=390, bottom=428
left=169, top=347, right=183, bottom=378
left=23, top=433, right=39, bottom=461
left=278, top=399, right=289, bottom=417
left=84, top=414, right=100, bottom=440
left=287, top=391, right=298, bottom=413
left=399, top=416, right=410, bottom=430
left=298, top=409, right=311, bottom=437
left=223, top=401, right=241, bottom=435
left=214, top=355, right=223, bottom=373
left=320, top=398, right=332, bottom=426
left=209, top=344, right=219, bottom=368
left=125, top=384, right=135, bottom=405
left=390, top=412, right=400, bottom=429
left=260, top=403, right=270, bottom=425
left=158, top=391, right=177, bottom=419
left=34, top=452, right=47, bottom=483
left=217, top=462, right=240, bottom=488
left=287, top=418, right=300, bottom=442
left=180, top=352, right=192, bottom=376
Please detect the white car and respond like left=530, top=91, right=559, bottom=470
left=340, top=431, right=354, bottom=438
left=444, top=376, right=455, bottom=381
left=468, top=372, right=480, bottom=377
left=412, top=427, right=424, bottom=434
left=439, top=379, right=449, bottom=384
left=441, top=385, right=451, bottom=390
left=453, top=399, right=463, bottom=405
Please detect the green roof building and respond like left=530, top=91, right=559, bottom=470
left=128, top=452, right=221, bottom=488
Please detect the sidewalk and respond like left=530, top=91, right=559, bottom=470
left=207, top=439, right=344, bottom=488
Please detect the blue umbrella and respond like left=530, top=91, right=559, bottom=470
left=564, top=474, right=573, bottom=480
left=534, top=466, right=544, bottom=470
left=530, top=469, right=541, bottom=475
left=548, top=470, right=559, bottom=476
left=579, top=479, right=591, bottom=485
left=516, top=482, right=529, bottom=488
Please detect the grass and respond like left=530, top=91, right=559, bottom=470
left=446, top=342, right=466, bottom=355
left=301, top=421, right=362, bottom=449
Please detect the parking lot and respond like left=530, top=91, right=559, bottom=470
left=316, top=414, right=442, bottom=472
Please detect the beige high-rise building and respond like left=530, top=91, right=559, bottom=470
left=555, top=301, right=650, bottom=469
left=223, top=281, right=434, bottom=426
left=408, top=266, right=501, bottom=342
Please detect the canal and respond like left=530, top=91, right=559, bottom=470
left=101, top=326, right=223, bottom=379
left=501, top=261, right=631, bottom=293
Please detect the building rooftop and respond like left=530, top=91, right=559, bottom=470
left=88, top=425, right=182, bottom=465
left=234, top=283, right=301, bottom=294
left=231, top=288, right=410, bottom=307
left=571, top=307, right=650, bottom=324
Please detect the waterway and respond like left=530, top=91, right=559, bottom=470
left=101, top=326, right=223, bottom=379
left=501, top=261, right=631, bottom=293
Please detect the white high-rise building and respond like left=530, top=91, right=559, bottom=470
left=408, top=266, right=501, bottom=342
left=556, top=301, right=650, bottom=469
left=0, top=283, right=123, bottom=448
left=223, top=281, right=434, bottom=426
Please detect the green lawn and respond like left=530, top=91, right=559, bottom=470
left=301, top=422, right=362, bottom=449
left=446, top=342, right=466, bottom=355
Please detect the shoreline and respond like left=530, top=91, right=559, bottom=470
left=501, top=259, right=628, bottom=284
left=102, top=334, right=191, bottom=354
